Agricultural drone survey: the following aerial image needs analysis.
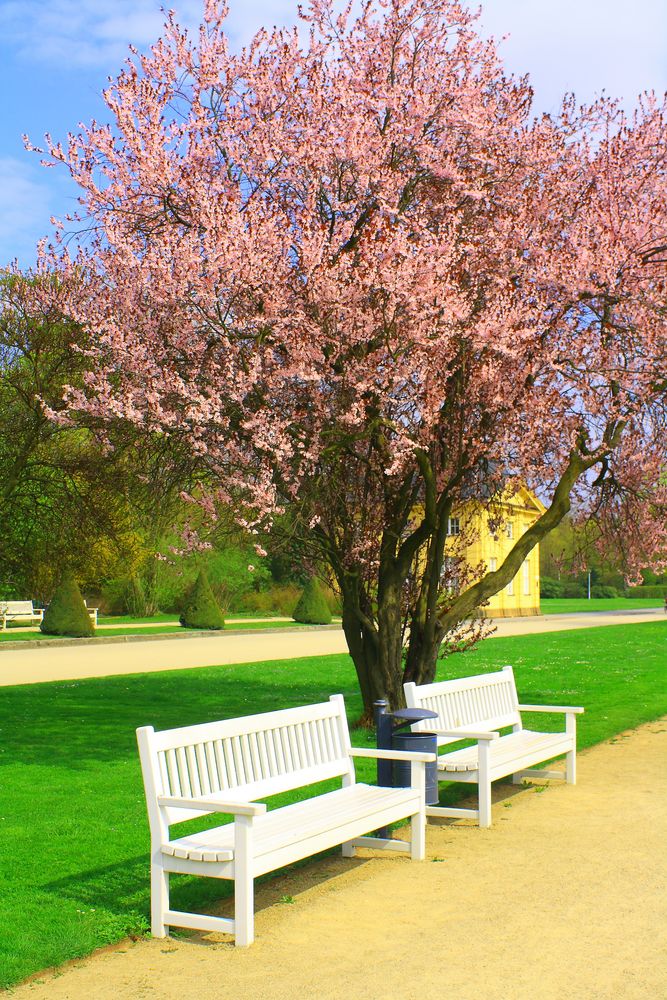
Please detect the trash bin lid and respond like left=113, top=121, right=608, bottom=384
left=389, top=707, right=439, bottom=730
left=389, top=708, right=439, bottom=721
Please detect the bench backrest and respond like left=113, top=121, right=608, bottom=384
left=137, top=695, right=355, bottom=830
left=0, top=601, right=35, bottom=615
left=404, top=666, right=521, bottom=746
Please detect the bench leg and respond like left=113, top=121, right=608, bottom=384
left=478, top=741, right=492, bottom=828
left=566, top=713, right=577, bottom=784
left=411, top=810, right=426, bottom=860
left=234, top=816, right=254, bottom=947
left=341, top=841, right=356, bottom=858
left=151, top=858, right=169, bottom=937
left=410, top=760, right=426, bottom=859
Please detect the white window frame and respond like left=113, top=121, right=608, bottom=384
left=489, top=557, right=497, bottom=573
left=505, top=521, right=514, bottom=540
left=447, top=517, right=461, bottom=537
left=506, top=575, right=514, bottom=596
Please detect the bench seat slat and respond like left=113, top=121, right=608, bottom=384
left=162, top=784, right=420, bottom=868
left=438, top=730, right=572, bottom=774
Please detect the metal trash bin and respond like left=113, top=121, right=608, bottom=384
left=391, top=728, right=439, bottom=806
left=374, top=701, right=439, bottom=806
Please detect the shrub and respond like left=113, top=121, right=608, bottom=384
left=292, top=578, right=332, bottom=625
left=562, top=580, right=587, bottom=598
left=591, top=585, right=619, bottom=599
left=626, top=585, right=667, bottom=598
left=41, top=572, right=95, bottom=637
left=179, top=569, right=225, bottom=629
left=539, top=576, right=564, bottom=599
left=237, top=583, right=301, bottom=616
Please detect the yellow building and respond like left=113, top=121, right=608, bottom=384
left=446, top=486, right=546, bottom=617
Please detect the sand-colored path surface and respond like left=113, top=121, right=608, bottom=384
left=13, top=719, right=667, bottom=1000
left=0, top=607, right=663, bottom=687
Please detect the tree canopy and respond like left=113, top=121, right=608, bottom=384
left=30, top=0, right=667, bottom=712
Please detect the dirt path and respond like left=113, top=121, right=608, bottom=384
left=13, top=719, right=667, bottom=1000
left=0, top=609, right=664, bottom=687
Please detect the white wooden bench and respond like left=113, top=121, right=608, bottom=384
left=0, top=599, right=97, bottom=629
left=0, top=600, right=44, bottom=630
left=404, top=665, right=584, bottom=828
left=83, top=601, right=98, bottom=626
left=137, top=695, right=433, bottom=946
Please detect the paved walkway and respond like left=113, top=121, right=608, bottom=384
left=0, top=608, right=663, bottom=687
left=11, top=719, right=667, bottom=1000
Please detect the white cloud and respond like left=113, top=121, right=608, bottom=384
left=0, top=0, right=302, bottom=69
left=0, top=157, right=53, bottom=266
left=477, top=0, right=667, bottom=112
left=0, top=0, right=203, bottom=69
left=3, top=0, right=667, bottom=109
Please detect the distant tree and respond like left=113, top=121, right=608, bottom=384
left=0, top=273, right=209, bottom=606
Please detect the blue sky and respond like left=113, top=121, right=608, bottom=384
left=1, top=0, right=666, bottom=267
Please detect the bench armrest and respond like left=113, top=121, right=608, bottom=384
left=433, top=727, right=499, bottom=741
left=349, top=747, right=436, bottom=763
left=157, top=795, right=267, bottom=817
left=518, top=705, right=584, bottom=714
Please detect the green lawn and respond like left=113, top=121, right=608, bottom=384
left=96, top=613, right=295, bottom=625
left=541, top=597, right=663, bottom=614
left=97, top=613, right=178, bottom=624
left=0, top=620, right=320, bottom=642
left=1, top=621, right=666, bottom=988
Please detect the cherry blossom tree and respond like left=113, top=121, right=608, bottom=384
left=32, top=0, right=667, bottom=713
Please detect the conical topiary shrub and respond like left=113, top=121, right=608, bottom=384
left=292, top=577, right=332, bottom=625
left=179, top=569, right=225, bottom=630
left=41, top=571, right=95, bottom=637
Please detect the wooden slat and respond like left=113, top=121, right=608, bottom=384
left=164, top=910, right=234, bottom=935
left=439, top=730, right=572, bottom=776
left=213, top=739, right=228, bottom=790
left=405, top=669, right=521, bottom=741
left=295, top=721, right=308, bottom=769
left=162, top=784, right=419, bottom=866
left=157, top=751, right=170, bottom=796
left=165, top=748, right=180, bottom=796
left=223, top=738, right=237, bottom=789
left=176, top=746, right=191, bottom=797
left=150, top=700, right=343, bottom=753
left=186, top=745, right=202, bottom=798
left=203, top=741, right=218, bottom=795
left=146, top=698, right=354, bottom=827
left=239, top=734, right=254, bottom=785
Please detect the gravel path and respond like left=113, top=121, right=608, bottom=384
left=0, top=607, right=663, bottom=687
left=12, top=718, right=667, bottom=1000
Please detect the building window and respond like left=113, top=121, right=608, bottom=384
left=489, top=558, right=497, bottom=572
left=505, top=521, right=514, bottom=540
left=447, top=517, right=461, bottom=536
left=522, top=560, right=530, bottom=596
left=506, top=575, right=514, bottom=596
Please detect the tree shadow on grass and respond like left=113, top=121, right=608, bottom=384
left=0, top=654, right=360, bottom=769
left=41, top=845, right=369, bottom=934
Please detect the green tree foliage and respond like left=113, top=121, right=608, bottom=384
left=0, top=273, right=212, bottom=607
left=41, top=571, right=95, bottom=637
left=292, top=578, right=332, bottom=625
left=179, top=569, right=225, bottom=629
